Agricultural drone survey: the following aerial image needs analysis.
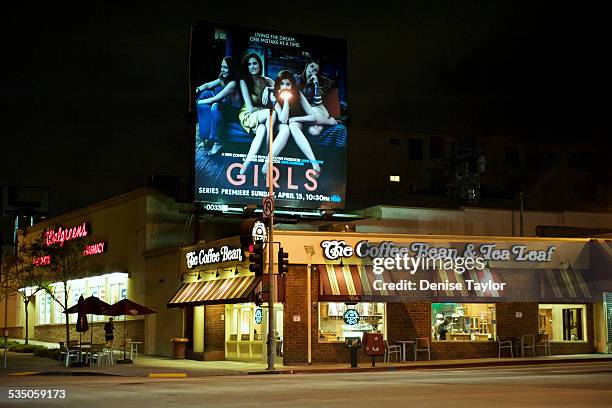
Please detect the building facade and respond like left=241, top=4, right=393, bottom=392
left=3, top=189, right=612, bottom=364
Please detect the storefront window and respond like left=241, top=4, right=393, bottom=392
left=318, top=302, right=386, bottom=342
left=53, top=285, right=65, bottom=324
left=431, top=303, right=496, bottom=341
left=37, top=292, right=51, bottom=325
left=538, top=304, right=587, bottom=341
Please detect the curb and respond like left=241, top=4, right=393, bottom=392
left=148, top=373, right=188, bottom=378
left=247, top=357, right=612, bottom=375
left=5, top=371, right=121, bottom=377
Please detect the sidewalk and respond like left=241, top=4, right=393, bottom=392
left=1, top=351, right=611, bottom=378
left=2, top=338, right=611, bottom=378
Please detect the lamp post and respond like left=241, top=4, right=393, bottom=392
left=266, top=108, right=276, bottom=371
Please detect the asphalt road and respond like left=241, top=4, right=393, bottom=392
left=1, top=362, right=611, bottom=408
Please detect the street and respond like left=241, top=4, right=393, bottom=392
left=1, top=362, right=611, bottom=407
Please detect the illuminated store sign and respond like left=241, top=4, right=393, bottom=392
left=254, top=308, right=263, bottom=324
left=320, top=240, right=556, bottom=262
left=45, top=222, right=89, bottom=247
left=33, top=255, right=51, bottom=266
left=186, top=245, right=244, bottom=269
left=343, top=309, right=360, bottom=325
left=83, top=242, right=106, bottom=257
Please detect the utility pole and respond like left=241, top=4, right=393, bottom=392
left=266, top=109, right=276, bottom=371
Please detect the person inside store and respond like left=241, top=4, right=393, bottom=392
left=437, top=316, right=452, bottom=340
left=104, top=317, right=115, bottom=348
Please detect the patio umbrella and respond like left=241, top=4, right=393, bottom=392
left=65, top=295, right=111, bottom=344
left=74, top=295, right=89, bottom=351
left=105, top=298, right=157, bottom=363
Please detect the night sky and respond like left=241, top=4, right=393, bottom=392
left=0, top=2, right=607, bottom=216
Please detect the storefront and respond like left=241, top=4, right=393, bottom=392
left=166, top=237, right=284, bottom=363
left=166, top=231, right=611, bottom=364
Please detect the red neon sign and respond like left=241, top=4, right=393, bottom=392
left=33, top=255, right=51, bottom=266
left=45, top=222, right=89, bottom=247
left=83, top=242, right=106, bottom=257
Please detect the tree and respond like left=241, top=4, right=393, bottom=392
left=1, top=241, right=47, bottom=345
left=37, top=235, right=89, bottom=347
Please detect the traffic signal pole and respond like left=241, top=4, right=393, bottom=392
left=266, top=109, right=276, bottom=371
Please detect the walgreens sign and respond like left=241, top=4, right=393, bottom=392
left=45, top=222, right=89, bottom=247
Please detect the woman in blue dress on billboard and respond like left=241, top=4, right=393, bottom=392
left=238, top=53, right=275, bottom=174
left=261, top=70, right=321, bottom=177
left=195, top=56, right=240, bottom=155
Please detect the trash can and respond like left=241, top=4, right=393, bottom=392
left=345, top=337, right=361, bottom=368
left=171, top=338, right=189, bottom=359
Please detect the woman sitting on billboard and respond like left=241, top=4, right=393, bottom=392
left=195, top=56, right=240, bottom=155
left=238, top=53, right=275, bottom=174
left=297, top=61, right=338, bottom=136
left=261, top=70, right=321, bottom=177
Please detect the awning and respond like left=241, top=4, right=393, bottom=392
left=168, top=276, right=260, bottom=308
left=539, top=267, right=592, bottom=300
left=433, top=267, right=505, bottom=298
left=318, top=264, right=397, bottom=301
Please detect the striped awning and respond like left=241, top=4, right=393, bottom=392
left=167, top=276, right=260, bottom=308
left=540, top=267, right=592, bottom=300
left=318, top=264, right=396, bottom=301
left=433, top=267, right=504, bottom=298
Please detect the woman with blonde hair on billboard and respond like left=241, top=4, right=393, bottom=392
left=261, top=70, right=321, bottom=177
left=238, top=53, right=275, bottom=174
left=195, top=56, right=240, bottom=155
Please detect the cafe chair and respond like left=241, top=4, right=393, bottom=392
left=59, top=341, right=79, bottom=367
left=535, top=334, right=551, bottom=356
left=520, top=335, right=536, bottom=357
left=384, top=341, right=401, bottom=362
left=415, top=338, right=431, bottom=361
left=497, top=337, right=514, bottom=358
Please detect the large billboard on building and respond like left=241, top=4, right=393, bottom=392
left=190, top=22, right=347, bottom=210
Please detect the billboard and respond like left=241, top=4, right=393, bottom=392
left=191, top=22, right=348, bottom=209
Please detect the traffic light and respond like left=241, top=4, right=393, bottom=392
left=254, top=292, right=264, bottom=307
left=249, top=243, right=264, bottom=277
left=278, top=246, right=289, bottom=275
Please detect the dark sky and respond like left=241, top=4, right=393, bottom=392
left=0, top=2, right=607, bottom=215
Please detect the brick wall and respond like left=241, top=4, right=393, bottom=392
left=6, top=327, right=23, bottom=339
left=204, top=304, right=225, bottom=360
left=34, top=320, right=144, bottom=350
left=283, top=265, right=310, bottom=364
left=282, top=265, right=596, bottom=364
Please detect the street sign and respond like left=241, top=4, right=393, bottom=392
left=252, top=220, right=267, bottom=249
left=262, top=197, right=274, bottom=219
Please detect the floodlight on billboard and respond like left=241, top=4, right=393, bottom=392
left=190, top=22, right=348, bottom=210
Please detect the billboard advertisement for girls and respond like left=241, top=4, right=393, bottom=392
left=190, top=22, right=348, bottom=210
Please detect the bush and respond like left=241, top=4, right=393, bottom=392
left=0, top=340, right=20, bottom=349
left=34, top=348, right=62, bottom=360
left=8, top=344, right=47, bottom=353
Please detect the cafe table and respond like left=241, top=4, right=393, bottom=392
left=395, top=340, right=416, bottom=362
left=129, top=341, right=142, bottom=360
